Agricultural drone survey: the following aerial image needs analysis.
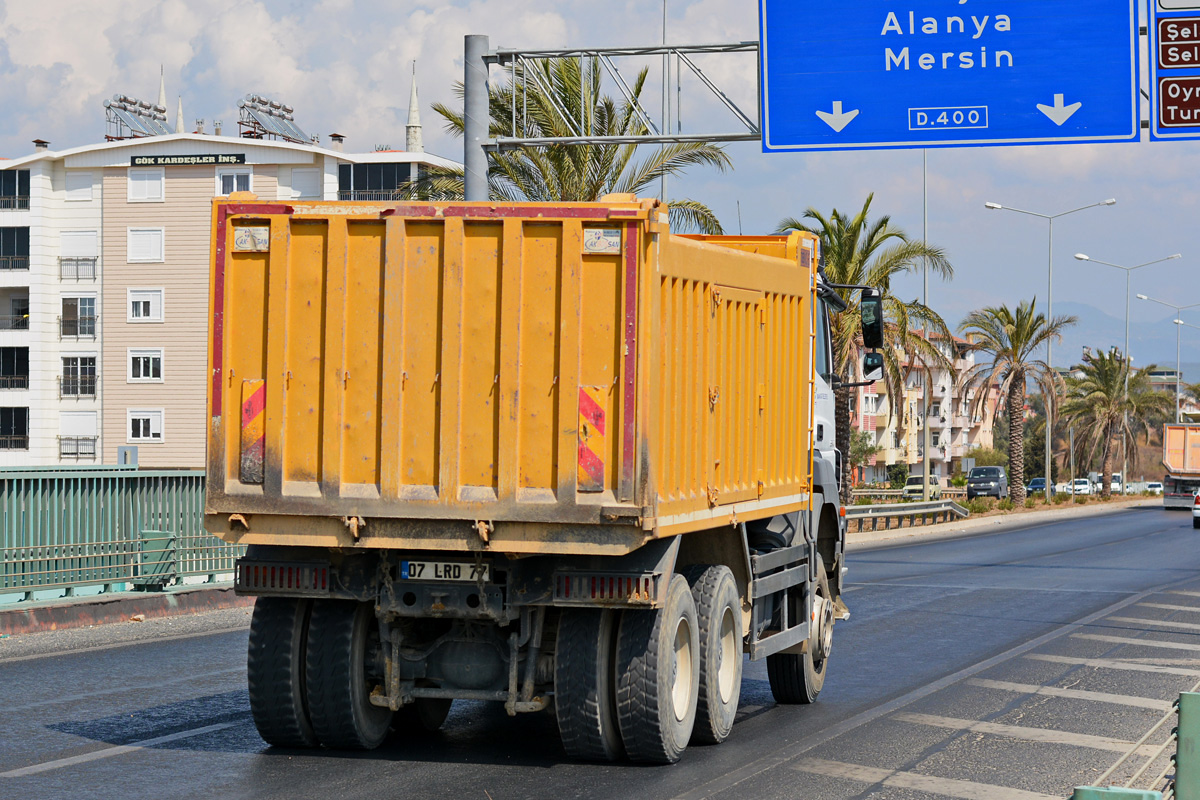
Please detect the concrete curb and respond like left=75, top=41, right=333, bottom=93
left=847, top=498, right=1162, bottom=551
left=0, top=585, right=254, bottom=637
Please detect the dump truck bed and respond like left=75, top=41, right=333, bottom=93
left=205, top=197, right=818, bottom=553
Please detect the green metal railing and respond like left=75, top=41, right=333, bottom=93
left=1071, top=690, right=1200, bottom=800
left=0, top=466, right=240, bottom=600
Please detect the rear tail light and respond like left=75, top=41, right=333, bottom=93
left=554, top=573, right=660, bottom=605
left=236, top=560, right=330, bottom=594
left=1193, top=494, right=1200, bottom=507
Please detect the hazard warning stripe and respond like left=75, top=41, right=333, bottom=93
left=578, top=386, right=606, bottom=492
left=240, top=379, right=266, bottom=484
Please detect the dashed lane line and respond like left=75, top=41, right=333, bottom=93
left=0, top=625, right=250, bottom=665
left=893, top=712, right=1163, bottom=756
left=967, top=678, right=1173, bottom=710
left=1025, top=653, right=1200, bottom=677
left=1109, top=615, right=1200, bottom=632
left=0, top=668, right=245, bottom=714
left=1167, top=590, right=1200, bottom=599
left=0, top=722, right=239, bottom=778
left=1073, top=633, right=1200, bottom=652
left=790, top=757, right=1061, bottom=800
left=1139, top=602, right=1200, bottom=613
left=849, top=581, right=1130, bottom=595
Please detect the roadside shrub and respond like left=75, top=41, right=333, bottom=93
left=1024, top=498, right=1035, bottom=509
left=950, top=474, right=967, bottom=487
left=965, top=497, right=996, bottom=515
left=997, top=499, right=1015, bottom=511
left=1053, top=492, right=1070, bottom=504
left=854, top=496, right=873, bottom=506
left=1074, top=495, right=1088, bottom=504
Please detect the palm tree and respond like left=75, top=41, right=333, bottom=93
left=1061, top=349, right=1173, bottom=497
left=958, top=300, right=1076, bottom=505
left=777, top=194, right=954, bottom=501
left=402, top=57, right=730, bottom=233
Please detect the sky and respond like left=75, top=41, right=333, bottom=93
left=2, top=0, right=1199, bottom=372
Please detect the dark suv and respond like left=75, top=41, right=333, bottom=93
left=967, top=466, right=1009, bottom=500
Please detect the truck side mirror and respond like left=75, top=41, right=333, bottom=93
left=860, top=288, right=884, bottom=349
left=862, top=351, right=883, bottom=382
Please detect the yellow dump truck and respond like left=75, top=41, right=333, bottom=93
left=206, top=194, right=884, bottom=763
left=1163, top=423, right=1200, bottom=509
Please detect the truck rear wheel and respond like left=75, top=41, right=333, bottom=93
left=766, top=554, right=833, bottom=705
left=555, top=608, right=623, bottom=761
left=305, top=600, right=393, bottom=750
left=685, top=565, right=742, bottom=744
left=615, top=574, right=700, bottom=764
left=247, top=597, right=317, bottom=748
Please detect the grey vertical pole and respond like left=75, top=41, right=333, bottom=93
left=464, top=34, right=489, bottom=202
left=1178, top=319, right=1183, bottom=423
left=922, top=150, right=930, bottom=501
left=1045, top=217, right=1054, bottom=501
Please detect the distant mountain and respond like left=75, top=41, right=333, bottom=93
left=1052, top=301, right=1200, bottom=379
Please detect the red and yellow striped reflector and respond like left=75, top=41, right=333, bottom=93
left=240, top=379, right=266, bottom=484
left=578, top=386, right=606, bottom=493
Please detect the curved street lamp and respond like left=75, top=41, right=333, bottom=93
left=1136, top=293, right=1200, bottom=423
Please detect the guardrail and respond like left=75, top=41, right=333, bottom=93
left=0, top=467, right=241, bottom=601
left=851, top=487, right=968, bottom=502
left=845, top=499, right=968, bottom=532
left=1071, top=689, right=1199, bottom=800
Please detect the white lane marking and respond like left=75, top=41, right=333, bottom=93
left=0, top=625, right=250, bottom=665
left=1109, top=616, right=1200, bottom=632
left=0, top=722, right=239, bottom=778
left=850, top=581, right=1129, bottom=595
left=1167, top=590, right=1200, bottom=598
left=1139, top=602, right=1200, bottom=613
left=967, top=678, right=1173, bottom=710
left=893, top=712, right=1161, bottom=756
left=1026, top=653, right=1200, bottom=676
left=673, top=581, right=1169, bottom=800
left=790, top=757, right=1061, bottom=800
left=0, top=668, right=245, bottom=714
left=1074, top=633, right=1200, bottom=652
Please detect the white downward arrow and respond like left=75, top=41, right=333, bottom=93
left=1037, top=94, right=1082, bottom=126
left=816, top=101, right=859, bottom=133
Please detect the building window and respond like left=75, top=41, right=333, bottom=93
left=0, top=348, right=28, bottom=390
left=60, top=230, right=98, bottom=279
left=61, top=356, right=97, bottom=397
left=128, top=289, right=164, bottom=322
left=0, top=227, right=29, bottom=271
left=61, top=297, right=97, bottom=338
left=932, top=432, right=940, bottom=447
left=0, top=170, right=30, bottom=210
left=128, top=409, right=163, bottom=442
left=128, top=167, right=164, bottom=202
left=65, top=171, right=94, bottom=202
left=216, top=167, right=252, bottom=196
left=128, top=228, right=164, bottom=263
left=2, top=296, right=29, bottom=331
left=337, top=162, right=421, bottom=200
left=128, top=349, right=163, bottom=382
left=290, top=168, right=321, bottom=199
left=0, top=407, right=29, bottom=449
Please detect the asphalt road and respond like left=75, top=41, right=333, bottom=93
left=2, top=505, right=1197, bottom=800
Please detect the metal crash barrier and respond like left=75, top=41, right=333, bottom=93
left=0, top=466, right=240, bottom=601
left=1072, top=690, right=1200, bottom=800
left=845, top=499, right=969, bottom=532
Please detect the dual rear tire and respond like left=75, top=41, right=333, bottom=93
left=554, top=567, right=744, bottom=764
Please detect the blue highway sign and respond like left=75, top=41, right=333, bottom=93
left=758, top=0, right=1140, bottom=152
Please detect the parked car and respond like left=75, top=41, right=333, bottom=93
left=967, top=466, right=1008, bottom=500
left=1026, top=477, right=1047, bottom=495
left=1146, top=481, right=1163, bottom=495
left=1193, top=491, right=1200, bottom=529
left=1071, top=478, right=1092, bottom=495
left=903, top=474, right=942, bottom=500
left=1111, top=473, right=1123, bottom=494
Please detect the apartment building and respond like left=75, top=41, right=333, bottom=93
left=851, top=333, right=999, bottom=483
left=0, top=131, right=456, bottom=468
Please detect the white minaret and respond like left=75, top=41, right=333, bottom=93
left=405, top=63, right=423, bottom=154
left=175, top=96, right=185, bottom=133
left=158, top=66, right=167, bottom=110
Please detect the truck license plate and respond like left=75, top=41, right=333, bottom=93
left=400, top=560, right=490, bottom=582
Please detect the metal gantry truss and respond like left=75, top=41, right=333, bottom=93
left=485, top=42, right=762, bottom=150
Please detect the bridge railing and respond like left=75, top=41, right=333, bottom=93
left=0, top=467, right=240, bottom=601
left=845, top=499, right=968, bottom=532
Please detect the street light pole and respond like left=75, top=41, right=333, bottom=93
left=984, top=199, right=1116, bottom=501
left=1136, top=293, right=1200, bottom=423
left=1074, top=252, right=1183, bottom=494
left=1174, top=318, right=1200, bottom=423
